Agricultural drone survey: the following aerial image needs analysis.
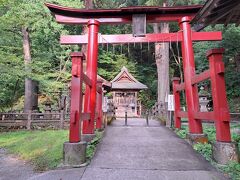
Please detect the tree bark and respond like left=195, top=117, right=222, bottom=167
left=154, top=23, right=169, bottom=120
left=85, top=0, right=93, bottom=9
left=153, top=2, right=170, bottom=122
left=22, top=27, right=38, bottom=112
left=234, top=53, right=240, bottom=72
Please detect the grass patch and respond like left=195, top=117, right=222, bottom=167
left=86, top=130, right=103, bottom=159
left=0, top=130, right=68, bottom=171
left=218, top=161, right=240, bottom=180
left=175, top=126, right=188, bottom=139
left=175, top=124, right=240, bottom=180
left=0, top=130, right=103, bottom=171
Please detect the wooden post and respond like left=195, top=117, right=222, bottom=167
left=207, top=48, right=231, bottom=142
left=139, top=100, right=142, bottom=117
left=96, top=81, right=103, bottom=129
left=60, top=110, right=65, bottom=129
left=27, top=110, right=32, bottom=130
left=172, top=77, right=181, bottom=129
left=146, top=110, right=149, bottom=126
left=69, top=52, right=84, bottom=143
left=135, top=92, right=138, bottom=116
left=125, top=111, right=127, bottom=126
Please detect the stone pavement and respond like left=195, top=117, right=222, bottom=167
left=29, top=118, right=228, bottom=180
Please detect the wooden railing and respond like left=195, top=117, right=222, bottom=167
left=0, top=111, right=68, bottom=130
left=149, top=102, right=240, bottom=124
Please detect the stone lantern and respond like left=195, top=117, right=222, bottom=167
left=199, top=86, right=210, bottom=112
left=44, top=99, right=52, bottom=113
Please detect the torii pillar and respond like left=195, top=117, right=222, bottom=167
left=179, top=17, right=208, bottom=144
left=82, top=20, right=100, bottom=142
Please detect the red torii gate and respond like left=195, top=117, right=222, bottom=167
left=46, top=3, right=236, bottom=165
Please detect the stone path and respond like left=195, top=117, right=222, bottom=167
left=0, top=149, right=37, bottom=180
left=28, top=118, right=228, bottom=180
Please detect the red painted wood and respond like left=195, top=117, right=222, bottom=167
left=55, top=14, right=198, bottom=24
left=194, top=112, right=215, bottom=120
left=97, top=85, right=102, bottom=94
left=175, top=82, right=185, bottom=92
left=47, top=2, right=233, bottom=145
left=69, top=52, right=84, bottom=143
left=55, top=14, right=132, bottom=25
left=81, top=113, right=91, bottom=121
left=60, top=32, right=222, bottom=45
left=46, top=3, right=202, bottom=16
left=191, top=70, right=210, bottom=85
left=83, top=73, right=92, bottom=87
left=46, top=3, right=202, bottom=24
left=207, top=48, right=231, bottom=142
left=172, top=48, right=232, bottom=142
left=177, top=111, right=188, bottom=118
left=172, top=77, right=181, bottom=129
left=83, top=20, right=99, bottom=134
left=180, top=16, right=203, bottom=134
left=96, top=81, right=103, bottom=129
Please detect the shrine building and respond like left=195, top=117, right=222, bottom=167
left=110, top=66, right=147, bottom=117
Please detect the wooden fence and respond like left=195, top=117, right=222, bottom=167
left=150, top=103, right=240, bottom=124
left=0, top=111, right=68, bottom=130
left=0, top=108, right=116, bottom=130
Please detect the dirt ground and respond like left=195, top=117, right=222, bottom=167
left=0, top=148, right=38, bottom=180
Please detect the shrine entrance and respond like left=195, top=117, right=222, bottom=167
left=111, top=66, right=147, bottom=118
left=46, top=3, right=238, bottom=166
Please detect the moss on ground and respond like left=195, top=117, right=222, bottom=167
left=175, top=124, right=240, bottom=180
left=0, top=130, right=103, bottom=171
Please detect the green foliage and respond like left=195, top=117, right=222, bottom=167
left=0, top=130, right=68, bottom=171
left=221, top=26, right=240, bottom=99
left=203, top=125, right=216, bottom=142
left=175, top=124, right=240, bottom=179
left=175, top=125, right=188, bottom=139
left=193, top=143, right=212, bottom=161
left=86, top=130, right=103, bottom=159
left=0, top=129, right=103, bottom=171
left=0, top=52, right=25, bottom=109
left=193, top=25, right=240, bottom=111
left=0, top=0, right=84, bottom=110
left=219, top=162, right=240, bottom=180
left=98, top=50, right=138, bottom=81
left=0, top=0, right=240, bottom=113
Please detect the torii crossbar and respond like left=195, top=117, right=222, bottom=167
left=61, top=32, right=222, bottom=44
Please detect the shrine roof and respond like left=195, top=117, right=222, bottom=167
left=46, top=3, right=202, bottom=16
left=97, top=75, right=111, bottom=88
left=192, top=0, right=240, bottom=31
left=45, top=3, right=202, bottom=24
left=111, top=66, right=147, bottom=90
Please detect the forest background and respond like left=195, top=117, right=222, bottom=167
left=0, top=0, right=240, bottom=112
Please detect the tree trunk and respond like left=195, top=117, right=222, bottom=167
left=154, top=23, right=169, bottom=120
left=153, top=2, right=170, bottom=122
left=22, top=27, right=38, bottom=112
left=234, top=53, right=240, bottom=72
left=85, top=0, right=93, bottom=9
